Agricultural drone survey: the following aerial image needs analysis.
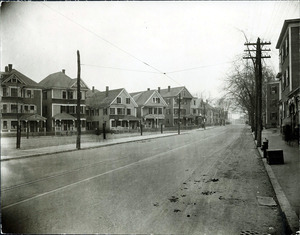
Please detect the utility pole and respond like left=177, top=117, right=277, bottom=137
left=244, top=38, right=271, bottom=147
left=76, top=50, right=81, bottom=150
left=178, top=93, right=181, bottom=135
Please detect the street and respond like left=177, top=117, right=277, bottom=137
left=1, top=125, right=288, bottom=234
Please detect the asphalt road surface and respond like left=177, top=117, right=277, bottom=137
left=1, top=125, right=288, bottom=234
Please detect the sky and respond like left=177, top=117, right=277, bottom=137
left=1, top=1, right=299, bottom=100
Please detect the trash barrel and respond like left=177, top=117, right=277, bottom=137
left=262, top=139, right=268, bottom=158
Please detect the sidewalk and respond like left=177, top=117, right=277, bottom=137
left=0, top=132, right=181, bottom=161
left=257, top=128, right=299, bottom=233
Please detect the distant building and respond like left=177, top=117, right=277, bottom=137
left=86, top=86, right=139, bottom=131
left=0, top=64, right=46, bottom=134
left=276, top=18, right=300, bottom=137
left=131, top=88, right=168, bottom=129
left=39, top=69, right=89, bottom=134
left=265, top=81, right=280, bottom=128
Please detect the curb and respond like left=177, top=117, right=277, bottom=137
left=1, top=132, right=181, bottom=162
left=256, top=147, right=299, bottom=233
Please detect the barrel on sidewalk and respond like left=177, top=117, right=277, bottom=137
left=266, top=149, right=284, bottom=165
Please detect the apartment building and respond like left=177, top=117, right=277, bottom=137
left=39, top=70, right=89, bottom=134
left=0, top=64, right=46, bottom=134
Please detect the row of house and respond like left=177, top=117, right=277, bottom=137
left=0, top=65, right=227, bottom=135
left=264, top=18, right=299, bottom=141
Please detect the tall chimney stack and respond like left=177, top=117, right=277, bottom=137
left=168, top=86, right=171, bottom=92
left=158, top=87, right=161, bottom=93
left=5, top=66, right=8, bottom=72
left=147, top=88, right=150, bottom=91
left=8, top=64, right=12, bottom=72
left=92, top=86, right=95, bottom=93
left=62, top=69, right=65, bottom=74
left=106, top=86, right=109, bottom=97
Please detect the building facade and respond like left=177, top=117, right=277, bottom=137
left=276, top=18, right=300, bottom=139
left=160, top=86, right=194, bottom=127
left=131, top=88, right=168, bottom=129
left=0, top=64, right=46, bottom=135
left=265, top=81, right=280, bottom=128
left=39, top=70, right=89, bottom=134
left=86, top=86, right=139, bottom=131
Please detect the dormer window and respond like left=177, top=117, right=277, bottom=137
left=117, top=97, right=121, bottom=104
left=62, top=91, right=67, bottom=99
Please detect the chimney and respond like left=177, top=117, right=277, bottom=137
left=8, top=64, right=12, bottom=72
left=62, top=69, right=65, bottom=74
left=147, top=88, right=150, bottom=91
left=168, top=86, right=171, bottom=92
left=106, top=86, right=109, bottom=97
left=5, top=66, right=8, bottom=72
left=158, top=87, right=160, bottom=93
left=92, top=86, right=95, bottom=93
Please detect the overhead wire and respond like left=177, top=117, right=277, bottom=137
left=40, top=2, right=182, bottom=86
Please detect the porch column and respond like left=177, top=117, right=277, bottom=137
left=26, top=120, right=29, bottom=139
left=37, top=120, right=40, bottom=133
left=127, top=120, right=130, bottom=129
left=44, top=120, right=46, bottom=136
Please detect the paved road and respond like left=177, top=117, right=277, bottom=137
left=1, top=125, right=288, bottom=234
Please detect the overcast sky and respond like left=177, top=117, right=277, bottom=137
left=1, top=1, right=299, bottom=99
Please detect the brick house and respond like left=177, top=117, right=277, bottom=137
left=86, top=86, right=139, bottom=131
left=39, top=70, right=89, bottom=134
left=276, top=18, right=300, bottom=138
left=0, top=64, right=46, bottom=134
left=130, top=88, right=168, bottom=129
left=265, top=81, right=280, bottom=128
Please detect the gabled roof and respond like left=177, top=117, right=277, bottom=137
left=86, top=88, right=124, bottom=108
left=159, top=86, right=184, bottom=97
left=131, top=89, right=168, bottom=107
left=1, top=69, right=41, bottom=88
left=39, top=71, right=89, bottom=90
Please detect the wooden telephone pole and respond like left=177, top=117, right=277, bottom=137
left=76, top=50, right=81, bottom=150
left=244, top=38, right=271, bottom=147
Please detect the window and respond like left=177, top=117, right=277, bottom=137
left=117, top=97, right=121, bottom=104
left=11, top=104, right=18, bottom=113
left=270, top=112, right=277, bottom=120
left=26, top=90, right=32, bottom=98
left=68, top=91, right=74, bottom=99
left=62, top=91, right=67, bottom=99
left=30, top=105, right=35, bottom=111
left=285, top=35, right=289, bottom=57
left=43, top=91, right=47, bottom=99
left=158, top=108, right=162, bottom=114
left=270, top=86, right=277, bottom=94
left=42, top=106, right=48, bottom=116
left=24, top=105, right=29, bottom=112
left=117, top=108, right=124, bottom=115
left=110, top=108, right=115, bottom=115
left=80, top=106, right=84, bottom=114
left=154, top=108, right=158, bottom=114
left=11, top=121, right=18, bottom=129
left=285, top=68, right=289, bottom=87
left=11, top=88, right=18, bottom=97
left=61, top=106, right=66, bottom=113
left=127, top=109, right=131, bottom=115
left=3, top=121, right=7, bottom=129
left=126, top=98, right=130, bottom=104
left=3, top=87, right=7, bottom=97
left=166, top=98, right=171, bottom=105
left=271, top=99, right=277, bottom=108
left=2, top=104, right=7, bottom=113
left=153, top=97, right=160, bottom=103
left=69, top=106, right=75, bottom=114
left=149, top=108, right=153, bottom=114
left=103, top=108, right=108, bottom=115
left=194, top=100, right=196, bottom=105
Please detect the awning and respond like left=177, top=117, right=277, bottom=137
left=53, top=113, right=76, bottom=120
left=20, top=113, right=47, bottom=121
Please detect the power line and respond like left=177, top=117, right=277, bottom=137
left=81, top=64, right=160, bottom=74
left=40, top=2, right=182, bottom=86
